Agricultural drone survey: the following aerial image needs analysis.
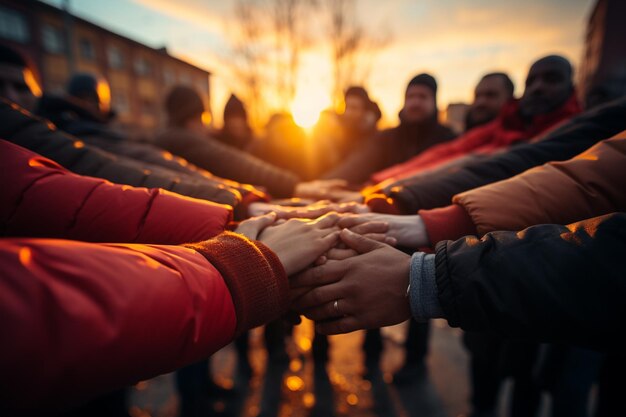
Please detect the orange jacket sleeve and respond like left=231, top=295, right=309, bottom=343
left=452, top=131, right=626, bottom=236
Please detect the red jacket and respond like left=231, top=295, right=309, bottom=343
left=370, top=93, right=581, bottom=184
left=0, top=140, right=289, bottom=415
left=1, top=139, right=232, bottom=244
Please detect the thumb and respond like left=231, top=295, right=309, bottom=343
left=252, top=211, right=277, bottom=230
left=339, top=228, right=385, bottom=254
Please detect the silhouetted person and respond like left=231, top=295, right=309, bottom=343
left=465, top=72, right=515, bottom=130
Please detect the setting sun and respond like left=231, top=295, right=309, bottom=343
left=291, top=88, right=330, bottom=129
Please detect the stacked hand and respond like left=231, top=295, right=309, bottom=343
left=294, top=180, right=364, bottom=203
left=338, top=213, right=429, bottom=248
left=291, top=229, right=412, bottom=334
left=247, top=199, right=370, bottom=220
left=235, top=211, right=414, bottom=334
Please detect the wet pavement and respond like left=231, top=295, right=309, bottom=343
left=128, top=319, right=471, bottom=417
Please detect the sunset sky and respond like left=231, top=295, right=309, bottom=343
left=42, top=0, right=595, bottom=128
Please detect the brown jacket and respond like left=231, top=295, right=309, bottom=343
left=420, top=130, right=626, bottom=244
left=156, top=128, right=300, bottom=198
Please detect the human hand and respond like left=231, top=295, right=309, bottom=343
left=337, top=213, right=429, bottom=248
left=257, top=213, right=341, bottom=276
left=248, top=200, right=369, bottom=220
left=290, top=229, right=412, bottom=334
left=234, top=212, right=278, bottom=240
left=293, top=179, right=350, bottom=201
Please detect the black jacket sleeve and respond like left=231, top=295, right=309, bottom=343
left=156, top=129, right=300, bottom=198
left=0, top=100, right=241, bottom=207
left=388, top=97, right=626, bottom=212
left=435, top=212, right=626, bottom=349
left=321, top=135, right=390, bottom=184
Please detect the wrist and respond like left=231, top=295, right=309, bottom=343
left=394, top=215, right=429, bottom=248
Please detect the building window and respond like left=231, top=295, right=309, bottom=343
left=0, top=6, right=30, bottom=43
left=41, top=24, right=65, bottom=54
left=179, top=72, right=193, bottom=86
left=134, top=57, right=153, bottom=77
left=163, top=68, right=176, bottom=85
left=112, top=90, right=130, bottom=115
left=140, top=98, right=155, bottom=115
left=79, top=38, right=95, bottom=61
left=107, top=46, right=125, bottom=70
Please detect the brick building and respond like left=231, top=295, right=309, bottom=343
left=0, top=0, right=211, bottom=132
left=577, top=0, right=626, bottom=107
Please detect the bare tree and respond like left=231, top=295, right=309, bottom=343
left=326, top=0, right=391, bottom=109
left=269, top=0, right=317, bottom=110
left=225, top=0, right=269, bottom=130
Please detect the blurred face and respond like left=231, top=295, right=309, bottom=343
left=470, top=76, right=511, bottom=125
left=520, top=60, right=572, bottom=117
left=403, top=84, right=435, bottom=123
left=225, top=116, right=249, bottom=140
left=0, top=63, right=40, bottom=112
left=343, top=96, right=367, bottom=127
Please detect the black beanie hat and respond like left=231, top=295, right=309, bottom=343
left=407, top=73, right=437, bottom=95
left=165, top=85, right=205, bottom=127
left=67, top=73, right=99, bottom=104
left=345, top=86, right=371, bottom=103
left=224, top=94, right=247, bottom=121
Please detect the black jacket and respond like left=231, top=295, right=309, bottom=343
left=385, top=97, right=626, bottom=213
left=322, top=117, right=456, bottom=184
left=436, top=212, right=626, bottom=349
left=0, top=99, right=243, bottom=207
left=156, top=128, right=301, bottom=198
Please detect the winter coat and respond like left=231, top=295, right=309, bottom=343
left=419, top=132, right=626, bottom=244
left=435, top=212, right=626, bottom=349
left=0, top=99, right=262, bottom=210
left=321, top=116, right=456, bottom=184
left=0, top=141, right=288, bottom=415
left=156, top=127, right=301, bottom=198
left=371, top=93, right=582, bottom=183
left=0, top=139, right=231, bottom=243
left=367, top=96, right=626, bottom=214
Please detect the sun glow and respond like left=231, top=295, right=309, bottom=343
left=291, top=88, right=330, bottom=129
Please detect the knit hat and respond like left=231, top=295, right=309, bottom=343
left=345, top=86, right=371, bottom=103
left=165, top=85, right=205, bottom=127
left=407, top=73, right=437, bottom=95
left=224, top=94, right=247, bottom=121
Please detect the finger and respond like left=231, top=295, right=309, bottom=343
left=349, top=221, right=389, bottom=235
left=289, top=286, right=311, bottom=301
left=324, top=179, right=349, bottom=189
left=325, top=248, right=358, bottom=261
left=319, top=230, right=341, bottom=251
left=339, top=228, right=385, bottom=254
left=312, top=212, right=340, bottom=228
left=362, top=234, right=397, bottom=246
left=292, top=283, right=344, bottom=311
left=337, top=215, right=370, bottom=229
left=314, top=255, right=327, bottom=266
left=290, top=259, right=347, bottom=288
left=235, top=212, right=277, bottom=239
left=361, top=233, right=392, bottom=243
left=315, top=316, right=362, bottom=335
left=302, top=300, right=348, bottom=321
left=251, top=211, right=278, bottom=228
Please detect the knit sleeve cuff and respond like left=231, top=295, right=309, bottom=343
left=409, top=252, right=442, bottom=321
left=185, top=232, right=288, bottom=335
left=419, top=204, right=477, bottom=247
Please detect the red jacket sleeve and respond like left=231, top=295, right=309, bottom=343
left=370, top=122, right=497, bottom=183
left=0, top=139, right=232, bottom=244
left=0, top=233, right=288, bottom=415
